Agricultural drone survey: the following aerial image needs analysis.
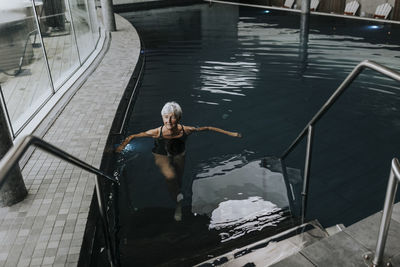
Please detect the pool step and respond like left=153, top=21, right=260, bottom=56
left=271, top=203, right=400, bottom=266
left=195, top=220, right=344, bottom=267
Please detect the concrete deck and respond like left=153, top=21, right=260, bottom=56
left=0, top=14, right=140, bottom=266
left=271, top=202, right=400, bottom=266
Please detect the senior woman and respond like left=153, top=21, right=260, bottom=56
left=116, top=101, right=241, bottom=221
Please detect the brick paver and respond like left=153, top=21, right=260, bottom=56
left=0, top=14, right=140, bottom=266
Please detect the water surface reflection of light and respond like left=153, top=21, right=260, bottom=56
left=197, top=60, right=258, bottom=104
left=209, top=196, right=286, bottom=242
left=367, top=25, right=384, bottom=30
left=192, top=156, right=291, bottom=241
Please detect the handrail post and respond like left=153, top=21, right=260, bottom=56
left=301, top=125, right=314, bottom=224
left=372, top=158, right=400, bottom=266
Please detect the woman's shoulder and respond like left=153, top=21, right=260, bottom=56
left=181, top=125, right=196, bottom=134
left=145, top=127, right=162, bottom=138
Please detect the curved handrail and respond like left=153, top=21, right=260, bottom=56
left=0, top=135, right=118, bottom=187
left=281, top=60, right=400, bottom=159
left=0, top=135, right=119, bottom=267
left=279, top=60, right=400, bottom=224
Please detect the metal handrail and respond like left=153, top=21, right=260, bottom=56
left=0, top=135, right=119, bottom=267
left=280, top=60, right=400, bottom=223
left=372, top=158, right=400, bottom=266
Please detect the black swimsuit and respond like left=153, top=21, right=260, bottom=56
left=152, top=125, right=187, bottom=156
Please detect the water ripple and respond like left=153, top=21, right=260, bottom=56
left=197, top=60, right=259, bottom=98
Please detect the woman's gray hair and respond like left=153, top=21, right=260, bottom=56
left=161, top=101, right=182, bottom=119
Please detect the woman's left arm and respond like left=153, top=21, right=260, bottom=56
left=185, top=126, right=242, bottom=138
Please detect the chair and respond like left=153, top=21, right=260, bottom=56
left=344, top=0, right=360, bottom=15
left=374, top=3, right=392, bottom=19
left=310, top=0, right=320, bottom=11
left=283, top=0, right=295, bottom=8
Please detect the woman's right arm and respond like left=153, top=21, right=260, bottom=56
left=185, top=126, right=242, bottom=138
left=116, top=128, right=159, bottom=152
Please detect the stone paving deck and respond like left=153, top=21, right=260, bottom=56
left=0, top=14, right=140, bottom=267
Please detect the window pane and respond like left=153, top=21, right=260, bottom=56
left=68, top=0, right=95, bottom=62
left=35, top=0, right=80, bottom=90
left=0, top=1, right=53, bottom=133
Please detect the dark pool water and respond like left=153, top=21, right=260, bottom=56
left=108, top=3, right=400, bottom=266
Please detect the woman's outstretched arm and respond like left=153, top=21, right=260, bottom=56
left=116, top=128, right=159, bottom=152
left=185, top=126, right=242, bottom=137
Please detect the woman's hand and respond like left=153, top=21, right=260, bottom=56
left=229, top=132, right=242, bottom=138
left=234, top=132, right=242, bottom=138
left=116, top=136, right=132, bottom=153
left=115, top=130, right=156, bottom=153
left=116, top=143, right=126, bottom=153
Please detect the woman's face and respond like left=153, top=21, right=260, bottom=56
left=162, top=112, right=178, bottom=130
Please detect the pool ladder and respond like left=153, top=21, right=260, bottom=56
left=280, top=60, right=400, bottom=266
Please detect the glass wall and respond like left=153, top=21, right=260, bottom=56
left=34, top=0, right=81, bottom=89
left=69, top=0, right=95, bottom=62
left=0, top=0, right=101, bottom=137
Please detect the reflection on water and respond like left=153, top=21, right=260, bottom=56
left=198, top=60, right=258, bottom=97
left=192, top=154, right=291, bottom=242
left=196, top=154, right=249, bottom=178
left=209, top=196, right=286, bottom=242
left=193, top=157, right=290, bottom=215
